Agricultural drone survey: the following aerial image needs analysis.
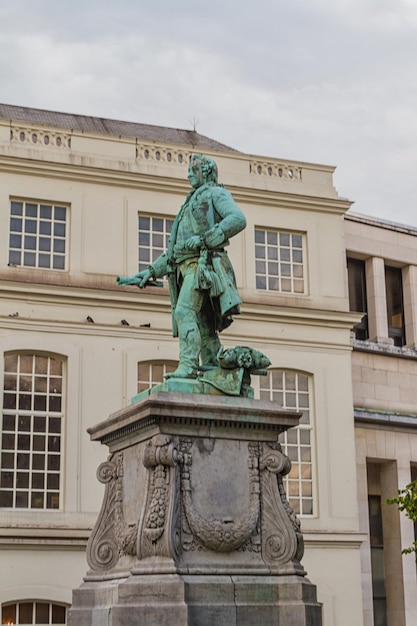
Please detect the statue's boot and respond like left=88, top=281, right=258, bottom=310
left=200, top=331, right=222, bottom=368
left=165, top=321, right=201, bottom=379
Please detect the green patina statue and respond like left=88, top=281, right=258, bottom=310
left=117, top=153, right=247, bottom=380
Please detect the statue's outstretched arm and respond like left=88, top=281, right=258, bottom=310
left=117, top=253, right=168, bottom=288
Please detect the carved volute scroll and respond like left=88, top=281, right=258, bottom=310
left=137, top=434, right=181, bottom=560
left=86, top=452, right=140, bottom=571
left=260, top=443, right=304, bottom=568
left=86, top=455, right=121, bottom=571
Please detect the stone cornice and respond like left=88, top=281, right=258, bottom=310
left=88, top=391, right=301, bottom=451
left=0, top=147, right=349, bottom=212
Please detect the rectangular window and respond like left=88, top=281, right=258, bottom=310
left=385, top=266, right=405, bottom=347
left=347, top=257, right=369, bottom=340
left=8, top=200, right=68, bottom=270
left=368, top=494, right=388, bottom=626
left=138, top=214, right=174, bottom=273
left=260, top=370, right=314, bottom=516
left=1, top=354, right=64, bottom=510
left=255, top=228, right=305, bottom=293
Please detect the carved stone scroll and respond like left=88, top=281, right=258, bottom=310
left=260, top=443, right=304, bottom=566
left=86, top=455, right=120, bottom=571
left=86, top=452, right=139, bottom=571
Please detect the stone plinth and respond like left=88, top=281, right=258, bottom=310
left=68, top=390, right=322, bottom=625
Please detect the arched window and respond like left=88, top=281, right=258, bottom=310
left=259, top=369, right=314, bottom=516
left=137, top=360, right=178, bottom=393
left=1, top=600, right=67, bottom=624
left=1, top=353, right=65, bottom=510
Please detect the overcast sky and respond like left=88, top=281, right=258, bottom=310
left=1, top=0, right=417, bottom=225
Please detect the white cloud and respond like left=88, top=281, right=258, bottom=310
left=1, top=0, right=417, bottom=225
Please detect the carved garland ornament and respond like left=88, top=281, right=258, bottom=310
left=138, top=434, right=182, bottom=560
left=180, top=439, right=261, bottom=553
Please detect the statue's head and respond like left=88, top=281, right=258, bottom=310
left=188, top=154, right=218, bottom=188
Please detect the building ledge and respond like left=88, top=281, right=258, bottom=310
left=354, top=407, right=417, bottom=430
left=351, top=338, right=417, bottom=360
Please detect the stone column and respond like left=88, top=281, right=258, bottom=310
left=68, top=388, right=322, bottom=626
left=380, top=462, right=406, bottom=626
left=402, top=265, right=417, bottom=349
left=366, top=256, right=392, bottom=344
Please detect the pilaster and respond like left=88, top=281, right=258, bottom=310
left=366, top=256, right=392, bottom=344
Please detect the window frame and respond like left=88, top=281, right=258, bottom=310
left=137, top=213, right=174, bottom=274
left=8, top=198, right=69, bottom=271
left=1, top=352, right=65, bottom=511
left=254, top=227, right=306, bottom=294
left=385, top=265, right=406, bottom=347
left=347, top=257, right=369, bottom=340
left=258, top=368, right=315, bottom=517
left=1, top=600, right=68, bottom=625
left=137, top=360, right=178, bottom=393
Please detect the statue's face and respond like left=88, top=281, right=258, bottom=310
left=188, top=159, right=205, bottom=189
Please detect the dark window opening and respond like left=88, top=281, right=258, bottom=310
left=347, top=258, right=369, bottom=340
left=369, top=495, right=388, bottom=626
left=385, top=266, right=405, bottom=347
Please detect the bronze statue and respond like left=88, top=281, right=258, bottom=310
left=117, top=153, right=247, bottom=380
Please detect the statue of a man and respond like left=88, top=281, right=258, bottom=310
left=118, top=153, right=246, bottom=379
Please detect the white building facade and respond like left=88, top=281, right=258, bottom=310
left=0, top=103, right=414, bottom=626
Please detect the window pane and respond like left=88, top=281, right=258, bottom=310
left=2, top=603, right=17, bottom=622
left=9, top=234, right=22, bottom=248
left=385, top=265, right=405, bottom=346
left=36, top=601, right=50, bottom=622
left=52, top=604, right=67, bottom=622
left=53, top=255, right=65, bottom=270
left=25, top=220, right=37, bottom=234
left=23, top=252, right=36, bottom=266
left=54, top=206, right=66, bottom=221
left=25, top=203, right=37, bottom=218
left=11, top=201, right=23, bottom=215
left=8, top=250, right=21, bottom=265
left=40, top=204, right=52, bottom=219
left=10, top=217, right=23, bottom=232
left=40, top=221, right=52, bottom=235
left=0, top=491, right=13, bottom=507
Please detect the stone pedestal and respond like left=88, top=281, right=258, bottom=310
left=68, top=389, right=322, bottom=625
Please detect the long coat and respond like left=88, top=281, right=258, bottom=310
left=151, top=182, right=246, bottom=336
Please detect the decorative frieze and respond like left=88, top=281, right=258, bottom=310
left=10, top=126, right=71, bottom=149
left=250, top=160, right=302, bottom=181
left=136, top=143, right=189, bottom=166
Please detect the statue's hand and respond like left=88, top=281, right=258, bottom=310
left=185, top=235, right=203, bottom=251
left=137, top=269, right=153, bottom=288
left=116, top=269, right=152, bottom=288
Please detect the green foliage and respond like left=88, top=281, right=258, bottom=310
left=387, top=479, right=417, bottom=558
